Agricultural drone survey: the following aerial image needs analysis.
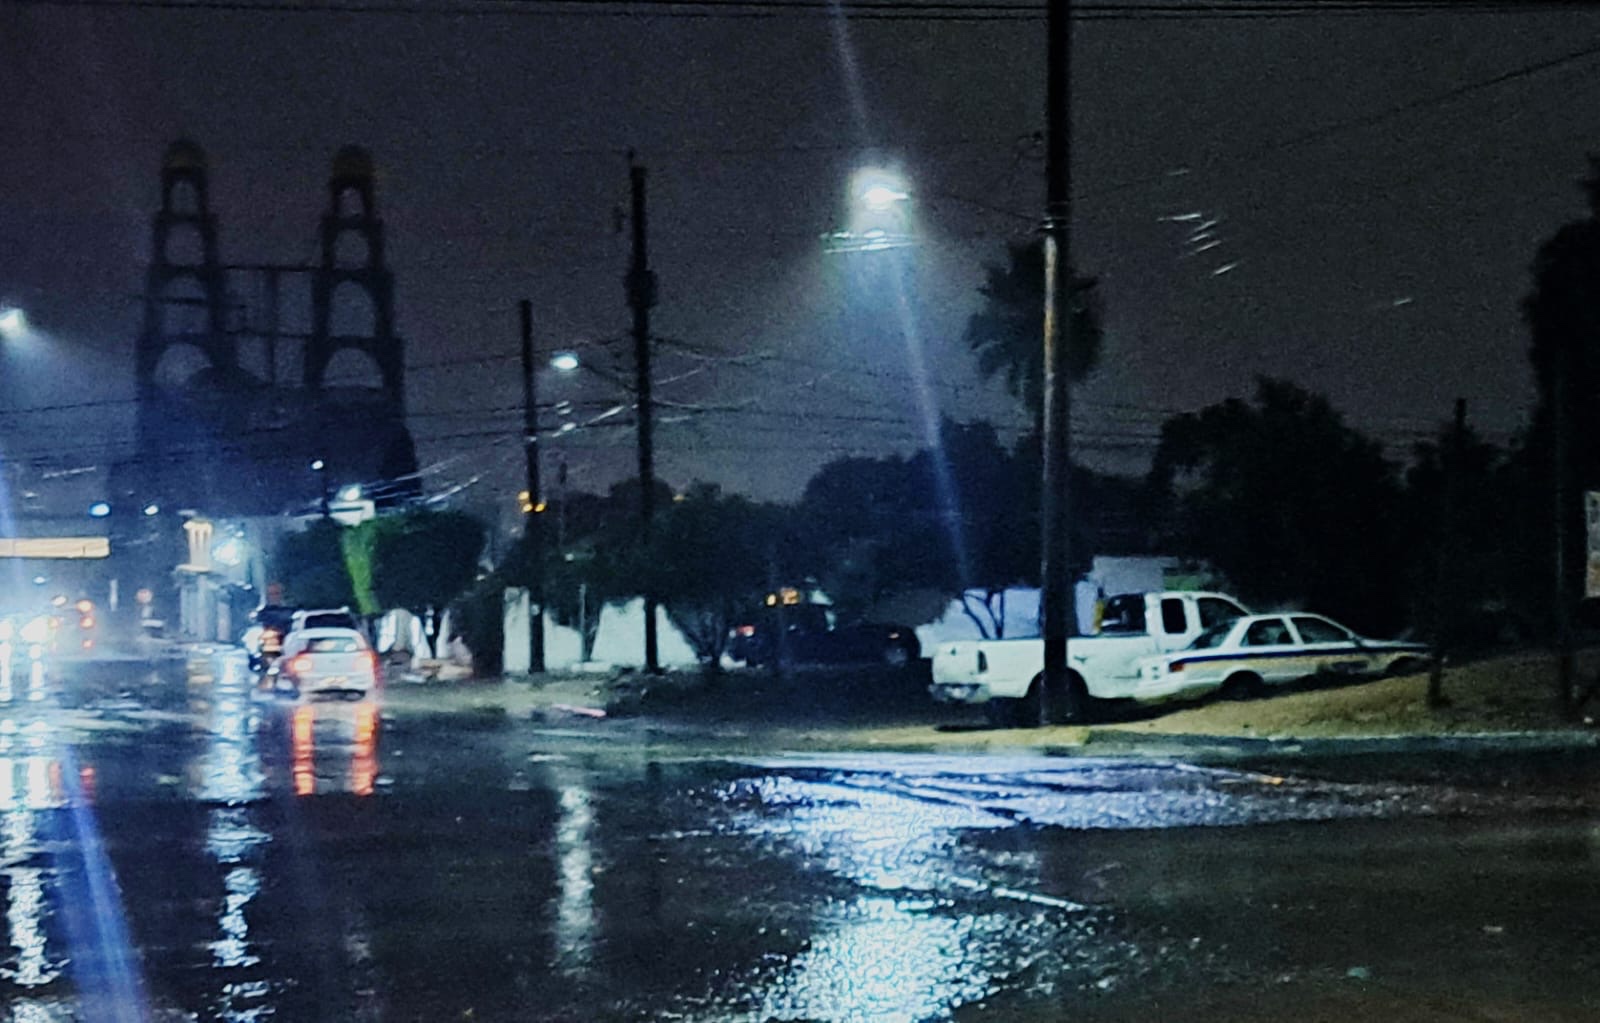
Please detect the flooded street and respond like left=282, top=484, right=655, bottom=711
left=3, top=652, right=1600, bottom=1021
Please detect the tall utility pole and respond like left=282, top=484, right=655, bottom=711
left=1428, top=397, right=1466, bottom=708
left=1554, top=331, right=1575, bottom=716
left=627, top=159, right=661, bottom=674
left=314, top=459, right=331, bottom=518
left=1039, top=0, right=1076, bottom=721
left=520, top=298, right=546, bottom=674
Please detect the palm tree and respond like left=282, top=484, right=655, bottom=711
left=963, top=240, right=1103, bottom=421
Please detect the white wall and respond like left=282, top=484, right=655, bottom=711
left=502, top=591, right=701, bottom=672
left=912, top=556, right=1193, bottom=650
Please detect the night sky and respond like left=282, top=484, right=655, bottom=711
left=2, top=1, right=1597, bottom=530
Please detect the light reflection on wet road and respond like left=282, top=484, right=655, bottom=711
left=0, top=651, right=1597, bottom=1021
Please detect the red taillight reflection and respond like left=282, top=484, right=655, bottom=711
left=292, top=704, right=315, bottom=796
left=352, top=702, right=377, bottom=796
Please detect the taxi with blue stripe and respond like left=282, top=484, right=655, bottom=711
left=1135, top=612, right=1431, bottom=702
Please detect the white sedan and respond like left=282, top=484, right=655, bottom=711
left=269, top=627, right=380, bottom=700
left=1135, top=613, right=1430, bottom=702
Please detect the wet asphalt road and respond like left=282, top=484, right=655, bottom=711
left=3, top=650, right=1600, bottom=1021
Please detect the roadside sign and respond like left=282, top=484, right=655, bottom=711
left=1587, top=492, right=1600, bottom=598
left=329, top=500, right=375, bottom=527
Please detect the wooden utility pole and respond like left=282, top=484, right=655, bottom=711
left=520, top=298, right=546, bottom=674
left=1039, top=0, right=1077, bottom=723
left=627, top=159, right=662, bottom=674
left=1428, top=398, right=1466, bottom=708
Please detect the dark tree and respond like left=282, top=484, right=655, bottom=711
left=908, top=420, right=1035, bottom=637
left=519, top=486, right=641, bottom=663
left=796, top=419, right=1055, bottom=638
left=963, top=240, right=1103, bottom=420
left=632, top=482, right=774, bottom=673
left=1147, top=378, right=1406, bottom=635
left=795, top=454, right=916, bottom=619
left=1522, top=156, right=1600, bottom=623
left=272, top=519, right=355, bottom=609
left=350, top=509, right=485, bottom=650
left=1403, top=412, right=1512, bottom=650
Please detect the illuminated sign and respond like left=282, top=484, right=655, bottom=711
left=0, top=538, right=110, bottom=560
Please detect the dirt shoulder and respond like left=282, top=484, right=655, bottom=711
left=1096, top=647, right=1600, bottom=740
left=378, top=648, right=1600, bottom=753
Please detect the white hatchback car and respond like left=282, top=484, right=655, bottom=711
left=1136, top=612, right=1430, bottom=702
left=271, top=627, right=380, bottom=700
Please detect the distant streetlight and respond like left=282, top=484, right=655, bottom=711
left=550, top=351, right=581, bottom=373
left=860, top=182, right=909, bottom=211
left=822, top=166, right=915, bottom=254
left=311, top=459, right=330, bottom=517
left=0, top=307, right=26, bottom=339
left=88, top=502, right=110, bottom=518
left=212, top=538, right=243, bottom=567
left=338, top=484, right=362, bottom=502
left=142, top=503, right=160, bottom=517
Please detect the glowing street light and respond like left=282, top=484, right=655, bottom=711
left=212, top=538, right=243, bottom=567
left=859, top=181, right=909, bottom=211
left=310, top=459, right=330, bottom=517
left=550, top=351, right=580, bottom=373
left=0, top=307, right=26, bottom=339
left=822, top=167, right=915, bottom=254
left=337, top=484, right=362, bottom=502
left=88, top=502, right=110, bottom=518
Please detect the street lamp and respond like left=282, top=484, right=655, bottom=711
left=515, top=314, right=589, bottom=677
left=212, top=537, right=243, bottom=567
left=822, top=167, right=914, bottom=254
left=0, top=307, right=26, bottom=340
left=853, top=167, right=908, bottom=206
left=311, top=459, right=330, bottom=518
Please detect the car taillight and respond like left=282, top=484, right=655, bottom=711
left=1170, top=661, right=1184, bottom=672
left=290, top=654, right=313, bottom=675
left=736, top=625, right=756, bottom=637
left=79, top=615, right=94, bottom=630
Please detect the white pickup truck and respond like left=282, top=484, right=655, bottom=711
left=928, top=591, right=1250, bottom=727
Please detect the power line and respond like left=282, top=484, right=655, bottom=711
left=1073, top=34, right=1600, bottom=204
left=1, top=0, right=1581, bottom=19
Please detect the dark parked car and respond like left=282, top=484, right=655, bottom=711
left=729, top=603, right=921, bottom=669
